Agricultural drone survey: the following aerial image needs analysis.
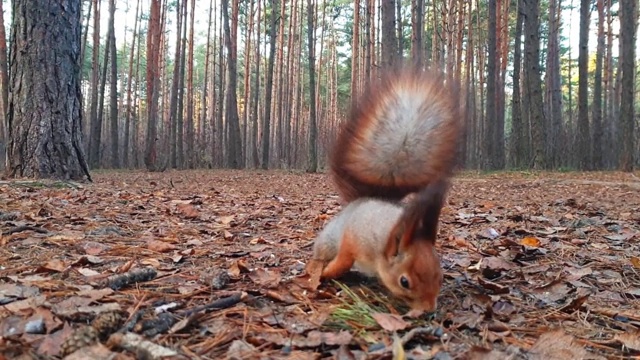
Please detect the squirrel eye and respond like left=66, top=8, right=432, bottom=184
left=400, top=276, right=410, bottom=289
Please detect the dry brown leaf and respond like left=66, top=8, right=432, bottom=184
left=529, top=329, right=589, bottom=360
left=146, top=239, right=178, bottom=252
left=176, top=203, right=199, bottom=219
left=39, top=259, right=67, bottom=273
left=218, top=215, right=235, bottom=225
left=63, top=343, right=118, bottom=360
left=3, top=295, right=48, bottom=312
left=248, top=268, right=281, bottom=288
left=630, top=256, right=640, bottom=269
left=371, top=312, right=410, bottom=332
left=36, top=322, right=75, bottom=357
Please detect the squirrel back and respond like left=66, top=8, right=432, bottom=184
left=311, top=65, right=463, bottom=314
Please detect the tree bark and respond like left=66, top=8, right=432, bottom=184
left=108, top=0, right=118, bottom=168
left=307, top=0, right=317, bottom=172
left=544, top=0, right=562, bottom=169
left=484, top=0, right=498, bottom=169
left=576, top=0, right=591, bottom=170
left=509, top=0, right=525, bottom=168
left=88, top=0, right=100, bottom=168
left=222, top=0, right=243, bottom=168
left=380, top=0, right=397, bottom=68
left=0, top=0, right=9, bottom=150
left=350, top=0, right=360, bottom=109
left=261, top=0, right=279, bottom=169
left=144, top=0, right=162, bottom=171
left=591, top=0, right=605, bottom=169
left=6, top=0, right=91, bottom=181
left=251, top=0, right=262, bottom=168
left=522, top=0, right=545, bottom=169
left=185, top=0, right=196, bottom=168
left=410, top=0, right=423, bottom=65
left=123, top=0, right=140, bottom=169
left=618, top=0, right=637, bottom=171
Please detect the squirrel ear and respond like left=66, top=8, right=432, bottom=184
left=384, top=214, right=421, bottom=258
left=385, top=179, right=450, bottom=258
left=417, top=179, right=450, bottom=243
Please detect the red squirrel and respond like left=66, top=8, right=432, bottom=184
left=311, top=65, right=464, bottom=314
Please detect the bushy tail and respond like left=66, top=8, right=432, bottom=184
left=329, top=65, right=465, bottom=203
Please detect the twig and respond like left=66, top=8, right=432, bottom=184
left=180, top=292, right=247, bottom=317
left=2, top=225, right=49, bottom=236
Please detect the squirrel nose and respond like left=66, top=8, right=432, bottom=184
left=418, top=298, right=438, bottom=313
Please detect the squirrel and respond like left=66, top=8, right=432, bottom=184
left=310, top=64, right=464, bottom=314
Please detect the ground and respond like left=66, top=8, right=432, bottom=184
left=0, top=169, right=639, bottom=360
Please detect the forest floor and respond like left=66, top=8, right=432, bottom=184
left=1, top=169, right=640, bottom=360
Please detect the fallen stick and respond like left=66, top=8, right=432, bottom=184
left=2, top=225, right=49, bottom=235
left=180, top=292, right=248, bottom=317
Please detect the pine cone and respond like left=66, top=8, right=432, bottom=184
left=59, top=326, right=99, bottom=357
left=91, top=311, right=126, bottom=341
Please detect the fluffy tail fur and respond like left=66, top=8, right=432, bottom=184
left=330, top=65, right=464, bottom=203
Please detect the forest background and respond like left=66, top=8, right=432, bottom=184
left=0, top=0, right=638, bottom=174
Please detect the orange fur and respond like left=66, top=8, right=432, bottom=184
left=311, top=64, right=462, bottom=314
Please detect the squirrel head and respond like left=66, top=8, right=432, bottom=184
left=379, top=179, right=449, bottom=313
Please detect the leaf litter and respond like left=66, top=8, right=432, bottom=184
left=1, top=169, right=639, bottom=359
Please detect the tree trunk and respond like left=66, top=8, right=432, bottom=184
left=618, top=0, right=637, bottom=171
left=544, top=0, right=562, bottom=169
left=144, top=0, right=162, bottom=171
left=484, top=0, right=498, bottom=169
left=88, top=0, right=100, bottom=168
left=0, top=0, right=9, bottom=151
left=351, top=0, right=360, bottom=109
left=380, top=0, right=397, bottom=68
left=123, top=0, right=140, bottom=169
left=364, top=0, right=373, bottom=81
left=261, top=0, right=279, bottom=169
left=509, top=0, right=525, bottom=168
left=576, top=0, right=591, bottom=170
left=177, top=0, right=187, bottom=168
left=591, top=0, right=605, bottom=169
left=307, top=0, right=318, bottom=172
left=410, top=0, right=423, bottom=65
left=222, top=0, right=243, bottom=168
left=251, top=0, right=262, bottom=168
left=185, top=0, right=196, bottom=168
left=522, top=0, right=545, bottom=169
left=169, top=0, right=183, bottom=168
left=108, top=0, right=118, bottom=168
left=201, top=0, right=213, bottom=166
left=6, top=0, right=91, bottom=181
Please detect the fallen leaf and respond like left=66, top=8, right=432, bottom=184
left=36, top=322, right=75, bottom=357
left=218, top=215, right=235, bottom=225
left=63, top=343, right=118, bottom=360
left=532, top=280, right=572, bottom=304
left=520, top=236, right=541, bottom=247
left=146, top=239, right=178, bottom=252
left=38, top=259, right=67, bottom=273
left=465, top=346, right=510, bottom=360
left=371, top=313, right=410, bottom=332
left=529, top=329, right=590, bottom=360
left=176, top=203, right=199, bottom=219
left=630, top=257, right=640, bottom=269
left=248, top=268, right=282, bottom=288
